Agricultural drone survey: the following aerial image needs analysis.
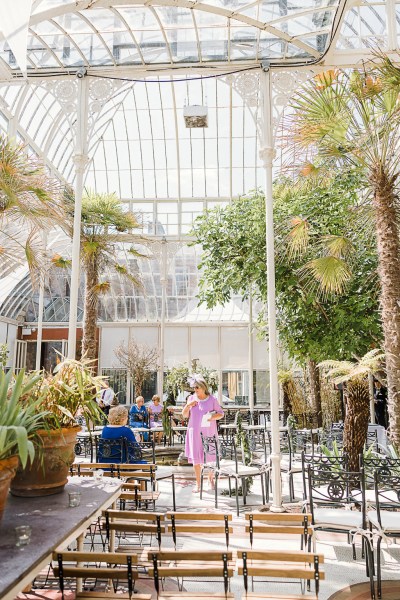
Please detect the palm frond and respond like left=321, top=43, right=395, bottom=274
left=51, top=254, right=72, bottom=269
left=298, top=255, right=352, bottom=296
left=284, top=216, right=310, bottom=259
left=92, top=281, right=111, bottom=295
left=320, top=235, right=354, bottom=259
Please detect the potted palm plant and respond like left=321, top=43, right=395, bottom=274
left=0, top=370, right=48, bottom=519
left=10, top=358, right=104, bottom=497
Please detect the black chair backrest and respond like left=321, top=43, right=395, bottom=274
left=97, top=437, right=126, bottom=463
left=308, top=465, right=366, bottom=525
left=289, top=429, right=314, bottom=459
left=374, top=460, right=400, bottom=525
left=136, top=439, right=155, bottom=463
left=98, top=437, right=143, bottom=464
left=201, top=434, right=239, bottom=471
left=302, top=452, right=348, bottom=500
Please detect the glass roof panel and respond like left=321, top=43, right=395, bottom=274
left=337, top=3, right=388, bottom=50
left=0, top=0, right=345, bottom=72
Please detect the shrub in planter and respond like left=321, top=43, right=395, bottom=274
left=11, top=358, right=105, bottom=497
left=0, top=370, right=48, bottom=518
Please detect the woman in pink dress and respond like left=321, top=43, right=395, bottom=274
left=183, top=375, right=224, bottom=493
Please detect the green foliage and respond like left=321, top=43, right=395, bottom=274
left=164, top=363, right=219, bottom=399
left=30, top=358, right=104, bottom=429
left=0, top=370, right=49, bottom=467
left=0, top=344, right=9, bottom=370
left=191, top=170, right=381, bottom=365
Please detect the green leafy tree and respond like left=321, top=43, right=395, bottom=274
left=191, top=172, right=381, bottom=425
left=288, top=60, right=400, bottom=447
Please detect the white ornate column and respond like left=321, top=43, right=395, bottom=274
left=35, top=232, right=47, bottom=370
left=148, top=239, right=183, bottom=398
left=259, top=68, right=283, bottom=511
left=158, top=237, right=167, bottom=398
left=67, top=76, right=89, bottom=359
left=248, top=288, right=255, bottom=414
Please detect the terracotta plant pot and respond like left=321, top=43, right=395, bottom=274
left=10, top=426, right=80, bottom=497
left=0, top=455, right=19, bottom=520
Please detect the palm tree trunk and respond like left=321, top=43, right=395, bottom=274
left=308, top=359, right=322, bottom=428
left=343, top=379, right=369, bottom=473
left=371, top=172, right=400, bottom=448
left=82, top=259, right=99, bottom=363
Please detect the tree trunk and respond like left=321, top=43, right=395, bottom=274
left=82, top=259, right=99, bottom=363
left=343, top=378, right=369, bottom=473
left=371, top=171, right=400, bottom=449
left=308, top=359, right=322, bottom=428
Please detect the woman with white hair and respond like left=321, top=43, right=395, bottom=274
left=99, top=406, right=146, bottom=464
left=182, top=375, right=224, bottom=493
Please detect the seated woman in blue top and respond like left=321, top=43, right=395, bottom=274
left=129, top=396, right=149, bottom=440
left=99, top=406, right=146, bottom=464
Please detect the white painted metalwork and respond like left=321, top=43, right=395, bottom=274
left=259, top=67, right=282, bottom=511
left=248, top=288, right=254, bottom=413
left=67, top=76, right=89, bottom=359
left=13, top=339, right=27, bottom=372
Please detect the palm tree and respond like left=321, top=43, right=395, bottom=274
left=319, top=349, right=385, bottom=472
left=64, top=191, right=142, bottom=362
left=0, top=135, right=62, bottom=277
left=289, top=61, right=400, bottom=448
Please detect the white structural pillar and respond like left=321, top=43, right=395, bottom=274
left=259, top=68, right=283, bottom=511
left=68, top=76, right=89, bottom=359
left=248, top=288, right=255, bottom=414
left=158, top=237, right=167, bottom=398
left=35, top=234, right=47, bottom=370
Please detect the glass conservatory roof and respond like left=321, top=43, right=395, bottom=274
left=0, top=0, right=344, bottom=74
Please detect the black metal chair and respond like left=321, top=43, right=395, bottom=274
left=98, top=437, right=144, bottom=465
left=201, top=434, right=265, bottom=516
left=282, top=429, right=315, bottom=501
left=368, top=464, right=400, bottom=598
left=307, top=465, right=372, bottom=574
left=302, top=452, right=349, bottom=501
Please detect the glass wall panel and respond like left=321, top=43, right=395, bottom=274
left=221, top=327, right=248, bottom=369
left=190, top=327, right=219, bottom=369
left=165, top=327, right=189, bottom=366
left=101, top=368, right=128, bottom=404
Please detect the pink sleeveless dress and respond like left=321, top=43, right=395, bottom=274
left=184, top=394, right=224, bottom=465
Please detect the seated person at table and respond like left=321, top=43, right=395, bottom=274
left=148, top=394, right=164, bottom=443
left=99, top=406, right=146, bottom=464
left=129, top=396, right=149, bottom=440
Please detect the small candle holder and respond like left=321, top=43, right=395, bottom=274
left=15, top=525, right=32, bottom=547
left=94, top=469, right=104, bottom=482
left=68, top=491, right=81, bottom=507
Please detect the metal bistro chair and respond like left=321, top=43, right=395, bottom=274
left=201, top=434, right=266, bottom=516
left=283, top=429, right=315, bottom=502
left=307, top=465, right=374, bottom=581
left=97, top=437, right=145, bottom=465
left=301, top=453, right=349, bottom=501
left=368, top=464, right=400, bottom=598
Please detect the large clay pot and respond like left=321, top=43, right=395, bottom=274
left=10, top=426, right=80, bottom=497
left=0, top=455, right=19, bottom=520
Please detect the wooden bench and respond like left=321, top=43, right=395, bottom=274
left=147, top=550, right=235, bottom=599
left=52, top=551, right=151, bottom=600
left=237, top=550, right=324, bottom=599
left=245, top=512, right=313, bottom=550
left=166, top=512, right=233, bottom=549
